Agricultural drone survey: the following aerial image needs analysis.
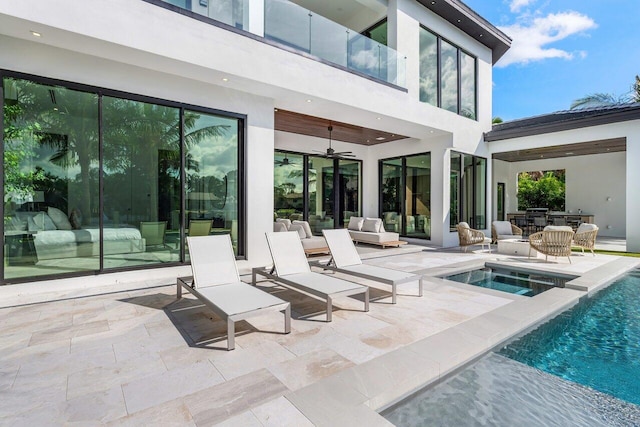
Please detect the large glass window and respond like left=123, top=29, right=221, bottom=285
left=338, top=159, right=362, bottom=228
left=440, top=40, right=458, bottom=114
left=3, top=78, right=99, bottom=279
left=102, top=97, right=180, bottom=269
left=419, top=26, right=477, bottom=119
left=274, top=152, right=304, bottom=220
left=460, top=51, right=477, bottom=119
left=419, top=30, right=438, bottom=105
left=185, top=111, right=240, bottom=255
left=2, top=73, right=244, bottom=283
left=450, top=151, right=486, bottom=230
left=308, top=155, right=336, bottom=234
left=380, top=153, right=431, bottom=239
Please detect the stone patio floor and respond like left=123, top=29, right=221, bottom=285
left=0, top=245, right=637, bottom=425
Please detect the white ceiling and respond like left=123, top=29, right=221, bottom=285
left=288, top=0, right=387, bottom=31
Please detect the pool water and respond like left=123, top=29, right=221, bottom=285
left=500, top=269, right=640, bottom=405
left=383, top=269, right=640, bottom=425
left=445, top=267, right=569, bottom=297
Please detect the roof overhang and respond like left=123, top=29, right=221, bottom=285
left=485, top=104, right=640, bottom=142
left=416, top=0, right=511, bottom=64
left=492, top=138, right=626, bottom=162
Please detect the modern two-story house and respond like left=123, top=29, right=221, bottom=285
left=0, top=0, right=510, bottom=288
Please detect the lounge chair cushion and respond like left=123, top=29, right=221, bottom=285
left=289, top=223, right=307, bottom=239
left=544, top=225, right=573, bottom=232
left=300, top=236, right=328, bottom=250
left=362, top=218, right=382, bottom=233
left=576, top=223, right=598, bottom=233
left=348, top=216, right=364, bottom=231
left=292, top=220, right=313, bottom=238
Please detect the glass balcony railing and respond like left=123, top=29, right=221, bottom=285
left=154, top=0, right=407, bottom=88
left=264, top=0, right=406, bottom=88
left=160, top=0, right=249, bottom=30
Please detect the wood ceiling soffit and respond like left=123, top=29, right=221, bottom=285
left=274, top=109, right=408, bottom=146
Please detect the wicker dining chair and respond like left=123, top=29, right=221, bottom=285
left=457, top=222, right=491, bottom=252
left=529, top=227, right=574, bottom=263
left=573, top=224, right=599, bottom=256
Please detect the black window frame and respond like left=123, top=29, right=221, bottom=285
left=274, top=149, right=362, bottom=231
left=419, top=26, right=478, bottom=120
left=378, top=152, right=432, bottom=239
left=0, top=69, right=247, bottom=284
left=449, top=150, right=487, bottom=231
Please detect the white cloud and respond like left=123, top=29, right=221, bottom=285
left=509, top=0, right=535, bottom=13
left=496, top=11, right=597, bottom=68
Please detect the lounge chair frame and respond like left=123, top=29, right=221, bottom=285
left=177, top=235, right=290, bottom=350
left=315, top=229, right=423, bottom=304
left=252, top=232, right=369, bottom=322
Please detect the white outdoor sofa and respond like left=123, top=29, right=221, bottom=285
left=347, top=217, right=406, bottom=248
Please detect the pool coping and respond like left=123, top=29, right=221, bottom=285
left=284, top=256, right=640, bottom=426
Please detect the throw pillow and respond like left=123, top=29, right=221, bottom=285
left=576, top=223, right=597, bottom=233
left=362, top=218, right=381, bottom=233
left=292, top=220, right=313, bottom=238
left=273, top=222, right=287, bottom=232
left=493, top=221, right=513, bottom=236
left=34, top=212, right=57, bottom=231
left=69, top=208, right=83, bottom=229
left=347, top=216, right=364, bottom=231
left=48, top=207, right=73, bottom=230
left=289, top=224, right=307, bottom=239
left=365, top=217, right=384, bottom=233
left=27, top=216, right=42, bottom=232
left=275, top=218, right=291, bottom=230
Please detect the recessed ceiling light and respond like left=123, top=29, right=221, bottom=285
left=274, top=108, right=279, bottom=112
left=540, top=155, right=544, bottom=158
left=457, top=19, right=461, bottom=23
left=222, top=78, right=228, bottom=82
left=375, top=137, right=386, bottom=141
left=391, top=134, right=395, bottom=137
left=479, top=34, right=483, bottom=37
left=565, top=152, right=574, bottom=155
left=431, top=1, right=435, bottom=4
left=306, top=99, right=312, bottom=103
left=366, top=140, right=370, bottom=143
left=30, top=31, right=41, bottom=37
left=430, top=130, right=434, bottom=133
left=376, top=117, right=381, bottom=120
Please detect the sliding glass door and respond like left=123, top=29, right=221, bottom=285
left=1, top=72, right=244, bottom=283
left=380, top=153, right=431, bottom=239
left=450, top=151, right=486, bottom=230
left=274, top=150, right=361, bottom=235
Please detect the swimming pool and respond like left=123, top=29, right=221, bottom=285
left=445, top=266, right=571, bottom=296
left=383, top=268, right=640, bottom=425
left=500, top=268, right=640, bottom=405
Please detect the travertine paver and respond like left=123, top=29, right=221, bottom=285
left=0, top=247, right=632, bottom=424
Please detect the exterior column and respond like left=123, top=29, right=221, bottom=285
left=626, top=132, right=640, bottom=252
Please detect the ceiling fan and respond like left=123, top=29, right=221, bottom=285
left=313, top=125, right=355, bottom=159
left=274, top=154, right=296, bottom=167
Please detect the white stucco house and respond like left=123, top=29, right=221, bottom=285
left=3, top=0, right=636, bottom=295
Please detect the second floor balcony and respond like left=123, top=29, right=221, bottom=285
left=154, top=0, right=406, bottom=88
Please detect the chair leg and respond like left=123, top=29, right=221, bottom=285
left=418, top=278, right=424, bottom=297
left=392, top=284, right=397, bottom=304
left=227, top=318, right=235, bottom=351
left=364, top=288, right=370, bottom=312
left=326, top=296, right=332, bottom=322
left=284, top=305, right=291, bottom=334
left=177, top=279, right=182, bottom=299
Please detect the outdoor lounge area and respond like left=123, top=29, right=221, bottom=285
left=1, top=242, right=637, bottom=425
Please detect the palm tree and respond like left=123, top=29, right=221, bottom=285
left=570, top=75, right=640, bottom=109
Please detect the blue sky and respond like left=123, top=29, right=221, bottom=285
left=463, top=0, right=640, bottom=121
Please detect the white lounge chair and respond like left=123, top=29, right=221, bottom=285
left=177, top=235, right=291, bottom=350
left=252, top=231, right=369, bottom=322
left=318, top=229, right=423, bottom=304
